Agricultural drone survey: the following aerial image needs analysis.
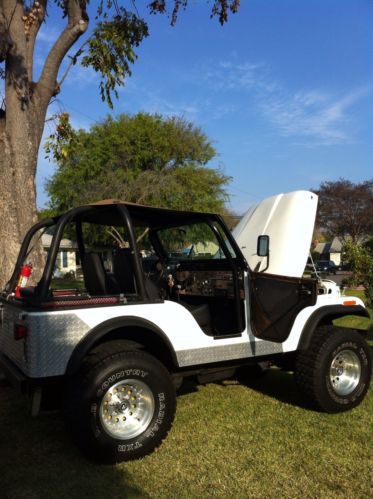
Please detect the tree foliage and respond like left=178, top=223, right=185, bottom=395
left=0, top=0, right=241, bottom=288
left=1, top=0, right=240, bottom=108
left=314, top=179, right=373, bottom=243
left=363, top=236, right=373, bottom=257
left=342, top=240, right=373, bottom=308
left=45, top=112, right=231, bottom=215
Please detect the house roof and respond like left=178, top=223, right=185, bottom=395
left=42, top=234, right=77, bottom=249
left=314, top=237, right=342, bottom=254
left=330, top=237, right=342, bottom=252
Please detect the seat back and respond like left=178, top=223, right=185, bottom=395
left=113, top=248, right=136, bottom=294
left=82, top=252, right=108, bottom=295
left=82, top=252, right=120, bottom=296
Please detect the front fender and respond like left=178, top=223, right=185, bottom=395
left=297, top=305, right=370, bottom=350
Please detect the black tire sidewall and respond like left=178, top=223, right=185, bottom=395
left=77, top=352, right=176, bottom=462
left=317, top=333, right=371, bottom=412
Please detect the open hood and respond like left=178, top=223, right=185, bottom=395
left=233, top=190, right=318, bottom=278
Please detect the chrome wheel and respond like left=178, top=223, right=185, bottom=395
left=99, top=379, right=155, bottom=439
left=329, top=350, right=361, bottom=396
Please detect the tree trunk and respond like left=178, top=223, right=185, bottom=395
left=0, top=0, right=87, bottom=290
left=0, top=112, right=44, bottom=289
left=0, top=0, right=44, bottom=289
left=0, top=129, right=22, bottom=288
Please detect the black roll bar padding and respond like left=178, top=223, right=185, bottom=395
left=38, top=206, right=96, bottom=298
left=4, top=218, right=56, bottom=294
left=117, top=205, right=147, bottom=301
left=38, top=204, right=147, bottom=301
left=75, top=220, right=85, bottom=260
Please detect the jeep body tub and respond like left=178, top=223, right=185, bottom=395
left=0, top=192, right=370, bottom=462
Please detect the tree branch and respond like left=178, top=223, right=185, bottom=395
left=37, top=0, right=88, bottom=108
left=136, top=227, right=149, bottom=244
left=26, top=0, right=47, bottom=81
left=107, top=226, right=128, bottom=248
left=58, top=36, right=91, bottom=88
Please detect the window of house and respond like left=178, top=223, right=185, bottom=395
left=62, top=251, right=68, bottom=268
left=50, top=223, right=81, bottom=290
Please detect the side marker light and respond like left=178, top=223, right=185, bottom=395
left=343, top=300, right=356, bottom=306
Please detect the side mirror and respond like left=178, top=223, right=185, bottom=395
left=257, top=235, right=269, bottom=257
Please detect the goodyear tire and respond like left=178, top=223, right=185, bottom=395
left=295, top=326, right=371, bottom=413
left=65, top=349, right=176, bottom=462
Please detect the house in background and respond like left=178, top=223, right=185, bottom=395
left=42, top=234, right=78, bottom=275
left=314, top=237, right=342, bottom=266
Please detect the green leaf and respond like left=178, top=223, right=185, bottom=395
left=81, top=9, right=148, bottom=107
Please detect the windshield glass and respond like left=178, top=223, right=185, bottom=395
left=156, top=222, right=234, bottom=260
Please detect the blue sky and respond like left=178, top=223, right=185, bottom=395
left=34, top=0, right=372, bottom=213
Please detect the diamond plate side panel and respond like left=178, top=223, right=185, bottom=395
left=176, top=340, right=283, bottom=367
left=27, top=313, right=90, bottom=378
left=0, top=306, right=26, bottom=370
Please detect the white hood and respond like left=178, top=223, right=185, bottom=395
left=233, top=190, right=318, bottom=278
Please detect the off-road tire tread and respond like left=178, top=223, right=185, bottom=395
left=64, top=346, right=176, bottom=462
left=295, top=325, right=371, bottom=412
left=296, top=325, right=332, bottom=408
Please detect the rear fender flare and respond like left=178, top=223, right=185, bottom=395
left=66, top=316, right=178, bottom=375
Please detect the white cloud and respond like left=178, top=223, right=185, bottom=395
left=119, top=87, right=201, bottom=120
left=62, top=63, right=99, bottom=88
left=120, top=90, right=242, bottom=127
left=260, top=86, right=370, bottom=146
left=195, top=60, right=370, bottom=146
left=197, top=60, right=267, bottom=92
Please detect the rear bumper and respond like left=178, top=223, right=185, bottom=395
left=0, top=353, right=29, bottom=392
left=0, top=353, right=65, bottom=393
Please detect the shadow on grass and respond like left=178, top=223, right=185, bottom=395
left=237, top=368, right=314, bottom=410
left=0, top=381, right=147, bottom=498
left=176, top=369, right=312, bottom=411
left=177, top=377, right=199, bottom=397
left=367, top=327, right=373, bottom=345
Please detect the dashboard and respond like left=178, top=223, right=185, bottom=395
left=175, top=270, right=235, bottom=298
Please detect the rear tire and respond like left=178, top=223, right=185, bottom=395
left=65, top=349, right=176, bottom=462
left=295, top=326, right=371, bottom=413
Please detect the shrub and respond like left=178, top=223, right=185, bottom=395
left=342, top=240, right=373, bottom=307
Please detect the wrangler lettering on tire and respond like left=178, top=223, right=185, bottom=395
left=65, top=349, right=176, bottom=463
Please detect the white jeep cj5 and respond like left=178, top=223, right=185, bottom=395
left=0, top=191, right=371, bottom=462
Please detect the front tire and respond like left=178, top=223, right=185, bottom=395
left=295, top=326, right=371, bottom=413
left=65, top=349, right=176, bottom=462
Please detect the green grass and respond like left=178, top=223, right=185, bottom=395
left=1, top=374, right=372, bottom=498
left=51, top=277, right=84, bottom=290
left=0, top=291, right=372, bottom=498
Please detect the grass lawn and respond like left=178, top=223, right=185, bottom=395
left=0, top=293, right=372, bottom=498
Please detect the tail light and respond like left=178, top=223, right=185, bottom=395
left=14, top=323, right=28, bottom=340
